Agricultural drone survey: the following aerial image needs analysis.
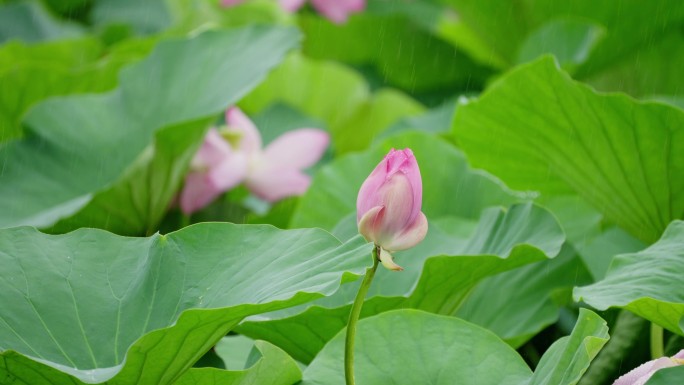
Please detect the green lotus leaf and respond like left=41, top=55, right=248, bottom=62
left=0, top=224, right=372, bottom=384
left=301, top=308, right=607, bottom=385
left=575, top=220, right=684, bottom=335
left=452, top=56, right=684, bottom=243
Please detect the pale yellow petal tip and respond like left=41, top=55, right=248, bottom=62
left=379, top=248, right=403, bottom=271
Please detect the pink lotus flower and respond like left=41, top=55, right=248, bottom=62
left=357, top=148, right=428, bottom=271
left=220, top=0, right=364, bottom=24
left=180, top=107, right=329, bottom=214
left=613, top=350, right=684, bottom=385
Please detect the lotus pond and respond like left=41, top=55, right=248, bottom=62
left=0, top=1, right=683, bottom=384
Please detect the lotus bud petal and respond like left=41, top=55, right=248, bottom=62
left=356, top=148, right=427, bottom=269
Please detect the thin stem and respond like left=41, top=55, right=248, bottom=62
left=180, top=214, right=190, bottom=229
left=650, top=323, right=664, bottom=359
left=345, top=246, right=380, bottom=385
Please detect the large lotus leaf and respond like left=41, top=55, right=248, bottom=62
left=300, top=11, right=490, bottom=93
left=175, top=340, right=301, bottom=385
left=0, top=224, right=373, bottom=384
left=0, top=26, right=299, bottom=231
left=0, top=1, right=84, bottom=44
left=302, top=310, right=532, bottom=385
left=528, top=308, right=609, bottom=385
left=456, top=245, right=593, bottom=348
left=0, top=38, right=151, bottom=143
left=452, top=56, right=684, bottom=243
left=239, top=203, right=564, bottom=363
left=239, top=54, right=425, bottom=154
left=574, top=220, right=684, bottom=335
left=302, top=309, right=608, bottom=384
left=291, top=131, right=526, bottom=230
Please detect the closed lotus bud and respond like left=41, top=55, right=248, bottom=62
left=357, top=148, right=428, bottom=271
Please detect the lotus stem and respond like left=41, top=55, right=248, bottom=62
left=345, top=246, right=380, bottom=385
left=650, top=323, right=664, bottom=359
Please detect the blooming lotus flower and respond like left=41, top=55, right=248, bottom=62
left=220, top=0, right=364, bottom=24
left=613, top=350, right=684, bottom=385
left=180, top=107, right=329, bottom=214
left=357, top=148, right=428, bottom=271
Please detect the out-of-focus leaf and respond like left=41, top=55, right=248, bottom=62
left=302, top=310, right=533, bottom=385
left=528, top=308, right=609, bottom=385
left=175, top=340, right=301, bottom=385
left=452, top=56, right=684, bottom=243
left=517, top=18, right=605, bottom=72
left=575, top=220, right=684, bottom=335
left=166, top=0, right=291, bottom=43
left=240, top=54, right=424, bottom=154
left=92, top=0, right=172, bottom=35
left=291, top=131, right=526, bottom=230
left=300, top=11, right=490, bottom=93
left=0, top=38, right=150, bottom=143
left=379, top=99, right=456, bottom=139
left=0, top=26, right=299, bottom=233
left=332, top=89, right=424, bottom=154
left=586, top=30, right=684, bottom=98
left=0, top=1, right=83, bottom=44
left=239, top=203, right=564, bottom=363
left=241, top=53, right=368, bottom=130
left=439, top=0, right=684, bottom=77
left=0, top=224, right=372, bottom=384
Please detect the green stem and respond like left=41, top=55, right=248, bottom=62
left=345, top=246, right=380, bottom=385
left=180, top=214, right=190, bottom=229
left=651, top=323, right=664, bottom=359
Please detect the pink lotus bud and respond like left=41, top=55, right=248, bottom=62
left=613, top=349, right=684, bottom=385
left=357, top=148, right=428, bottom=270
